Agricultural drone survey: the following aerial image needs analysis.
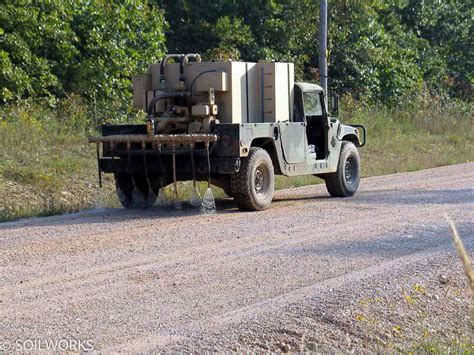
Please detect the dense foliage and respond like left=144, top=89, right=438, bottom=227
left=0, top=0, right=472, bottom=109
left=0, top=0, right=166, bottom=112
left=160, top=0, right=473, bottom=104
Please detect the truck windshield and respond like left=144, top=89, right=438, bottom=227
left=303, top=91, right=322, bottom=116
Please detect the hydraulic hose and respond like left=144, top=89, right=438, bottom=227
left=189, top=69, right=218, bottom=93
left=182, top=54, right=201, bottom=84
left=147, top=92, right=187, bottom=116
left=160, top=54, right=184, bottom=87
left=179, top=55, right=185, bottom=83
left=184, top=53, right=202, bottom=64
left=160, top=53, right=202, bottom=89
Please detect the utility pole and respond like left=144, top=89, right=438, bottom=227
left=319, top=0, right=328, bottom=98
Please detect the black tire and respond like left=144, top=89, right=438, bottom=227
left=325, top=141, right=360, bottom=197
left=224, top=178, right=238, bottom=198
left=115, top=173, right=157, bottom=209
left=223, top=186, right=234, bottom=198
left=211, top=177, right=234, bottom=198
left=231, top=147, right=274, bottom=211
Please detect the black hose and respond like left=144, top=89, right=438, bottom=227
left=159, top=58, right=166, bottom=84
left=189, top=70, right=218, bottom=93
left=147, top=92, right=187, bottom=116
left=160, top=54, right=184, bottom=86
left=179, top=55, right=186, bottom=83
left=184, top=53, right=202, bottom=64
left=205, top=142, right=211, bottom=188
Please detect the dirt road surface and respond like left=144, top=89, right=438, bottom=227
left=1, top=163, right=473, bottom=352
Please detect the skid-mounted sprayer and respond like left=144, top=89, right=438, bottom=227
left=89, top=52, right=366, bottom=212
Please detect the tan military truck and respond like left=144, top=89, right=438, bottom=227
left=90, top=54, right=366, bottom=211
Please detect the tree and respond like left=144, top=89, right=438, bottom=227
left=328, top=0, right=425, bottom=103
left=0, top=0, right=167, bottom=109
left=0, top=0, right=471, bottom=106
left=0, top=1, right=77, bottom=101
left=66, top=1, right=167, bottom=116
left=399, top=0, right=473, bottom=98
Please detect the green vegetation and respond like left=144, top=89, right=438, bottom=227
left=0, top=0, right=472, bottom=221
left=0, top=98, right=115, bottom=222
left=0, top=1, right=166, bottom=118
left=160, top=0, right=473, bottom=103
left=351, top=282, right=473, bottom=353
left=1, top=1, right=472, bottom=106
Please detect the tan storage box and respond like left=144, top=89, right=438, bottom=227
left=133, top=60, right=294, bottom=124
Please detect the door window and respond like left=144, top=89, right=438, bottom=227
left=303, top=91, right=323, bottom=116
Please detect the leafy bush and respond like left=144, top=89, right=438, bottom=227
left=0, top=0, right=167, bottom=113
left=0, top=0, right=472, bottom=113
left=160, top=0, right=472, bottom=103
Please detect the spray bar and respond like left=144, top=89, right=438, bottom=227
left=89, top=134, right=218, bottom=144
left=90, top=133, right=218, bottom=213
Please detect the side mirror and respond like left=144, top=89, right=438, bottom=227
left=329, top=94, right=339, bottom=117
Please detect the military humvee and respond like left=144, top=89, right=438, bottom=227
left=90, top=54, right=366, bottom=211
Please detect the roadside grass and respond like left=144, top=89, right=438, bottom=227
left=350, top=282, right=472, bottom=353
left=0, top=97, right=118, bottom=222
left=0, top=96, right=472, bottom=222
left=401, top=339, right=473, bottom=354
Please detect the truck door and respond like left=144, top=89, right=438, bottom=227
left=302, top=90, right=329, bottom=160
left=278, top=121, right=307, bottom=164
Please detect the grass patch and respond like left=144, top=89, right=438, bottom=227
left=0, top=96, right=472, bottom=222
left=0, top=98, right=119, bottom=222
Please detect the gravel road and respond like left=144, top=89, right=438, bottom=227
left=1, top=163, right=473, bottom=352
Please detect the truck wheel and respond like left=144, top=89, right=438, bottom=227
left=231, top=147, right=274, bottom=211
left=211, top=177, right=234, bottom=198
left=325, top=141, right=360, bottom=197
left=224, top=178, right=237, bottom=198
left=223, top=185, right=234, bottom=198
left=115, top=173, right=156, bottom=209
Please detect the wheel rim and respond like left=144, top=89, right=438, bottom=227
left=344, top=156, right=357, bottom=184
left=254, top=165, right=269, bottom=196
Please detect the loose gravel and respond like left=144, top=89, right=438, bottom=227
left=0, top=163, right=472, bottom=352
